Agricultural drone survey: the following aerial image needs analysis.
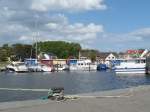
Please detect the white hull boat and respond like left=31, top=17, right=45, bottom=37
left=25, top=59, right=52, bottom=72
left=54, top=64, right=68, bottom=71
left=6, top=62, right=28, bottom=72
left=69, top=59, right=97, bottom=71
left=115, top=58, right=146, bottom=74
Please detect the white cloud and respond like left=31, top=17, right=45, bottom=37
left=43, top=17, right=103, bottom=44
left=92, top=28, right=150, bottom=51
left=0, top=12, right=103, bottom=47
left=44, top=17, right=103, bottom=44
left=31, top=0, right=107, bottom=12
left=0, top=0, right=149, bottom=51
left=130, top=28, right=150, bottom=38
left=98, top=28, right=150, bottom=44
left=0, top=0, right=106, bottom=47
left=46, top=22, right=103, bottom=34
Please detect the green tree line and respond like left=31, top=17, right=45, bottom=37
left=81, top=49, right=98, bottom=62
left=36, top=41, right=81, bottom=59
left=0, top=44, right=33, bottom=62
left=0, top=41, right=98, bottom=62
left=0, top=41, right=82, bottom=62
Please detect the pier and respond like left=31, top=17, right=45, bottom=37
left=1, top=85, right=150, bottom=112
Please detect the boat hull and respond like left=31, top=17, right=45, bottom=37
left=114, top=58, right=146, bottom=74
left=6, top=63, right=29, bottom=73
left=115, top=68, right=146, bottom=74
left=69, top=65, right=97, bottom=71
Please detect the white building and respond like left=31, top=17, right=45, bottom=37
left=105, top=53, right=117, bottom=68
left=96, top=52, right=118, bottom=68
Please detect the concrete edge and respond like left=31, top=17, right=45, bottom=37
left=1, top=85, right=150, bottom=110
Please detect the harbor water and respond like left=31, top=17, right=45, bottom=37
left=0, top=71, right=150, bottom=102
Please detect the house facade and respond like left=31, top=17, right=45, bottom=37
left=96, top=52, right=118, bottom=68
left=105, top=53, right=117, bottom=68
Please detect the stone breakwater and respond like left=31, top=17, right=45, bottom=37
left=1, top=85, right=150, bottom=112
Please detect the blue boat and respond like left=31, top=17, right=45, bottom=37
left=97, top=64, right=107, bottom=71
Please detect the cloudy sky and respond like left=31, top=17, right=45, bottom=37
left=0, top=0, right=150, bottom=51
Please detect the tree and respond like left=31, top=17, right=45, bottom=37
left=36, top=41, right=81, bottom=59
left=0, top=49, right=8, bottom=61
left=81, top=49, right=97, bottom=62
left=0, top=44, right=13, bottom=62
left=12, top=44, right=33, bottom=61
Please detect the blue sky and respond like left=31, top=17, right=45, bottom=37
left=67, top=0, right=150, bottom=33
left=0, top=0, right=150, bottom=51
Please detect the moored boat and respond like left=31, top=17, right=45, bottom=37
left=69, top=59, right=97, bottom=71
left=25, top=58, right=52, bottom=72
left=6, top=62, right=28, bottom=72
left=54, top=64, right=68, bottom=71
left=97, top=63, right=108, bottom=71
left=114, top=58, right=146, bottom=74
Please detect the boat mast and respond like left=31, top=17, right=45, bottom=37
left=34, top=15, right=39, bottom=60
left=79, top=50, right=81, bottom=60
left=35, top=32, right=39, bottom=59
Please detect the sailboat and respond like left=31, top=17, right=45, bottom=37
left=25, top=19, right=52, bottom=72
left=25, top=58, right=52, bottom=72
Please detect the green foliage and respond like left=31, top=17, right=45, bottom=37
left=0, top=44, right=33, bottom=62
left=36, top=41, right=81, bottom=58
left=0, top=41, right=82, bottom=62
left=81, top=49, right=98, bottom=61
left=0, top=49, right=8, bottom=61
left=0, top=41, right=102, bottom=62
left=12, top=44, right=33, bottom=60
left=0, top=44, right=13, bottom=62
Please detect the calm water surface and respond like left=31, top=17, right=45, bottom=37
left=0, top=71, right=150, bottom=102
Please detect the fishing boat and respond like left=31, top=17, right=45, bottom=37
left=69, top=59, right=97, bottom=71
left=6, top=62, right=28, bottom=72
left=114, top=58, right=146, bottom=74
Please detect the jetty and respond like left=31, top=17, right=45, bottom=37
left=1, top=85, right=150, bottom=112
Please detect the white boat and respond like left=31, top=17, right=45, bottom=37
left=25, top=58, right=52, bottom=72
left=54, top=64, right=68, bottom=71
left=27, top=64, right=52, bottom=72
left=69, top=59, right=97, bottom=71
left=40, top=64, right=52, bottom=72
left=114, top=58, right=146, bottom=74
left=6, top=62, right=28, bottom=72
